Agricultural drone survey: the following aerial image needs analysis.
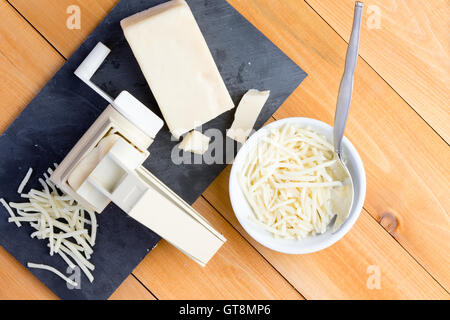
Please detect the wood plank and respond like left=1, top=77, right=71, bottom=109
left=225, top=0, right=450, bottom=292
left=109, top=276, right=156, bottom=300
left=0, top=245, right=153, bottom=300
left=8, top=0, right=118, bottom=57
left=0, top=246, right=57, bottom=300
left=203, top=166, right=448, bottom=299
left=133, top=197, right=302, bottom=299
left=306, top=0, right=450, bottom=143
left=0, top=0, right=157, bottom=300
left=0, top=0, right=63, bottom=133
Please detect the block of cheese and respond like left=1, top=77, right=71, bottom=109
left=227, top=89, right=270, bottom=143
left=179, top=130, right=211, bottom=155
left=121, top=0, right=234, bottom=138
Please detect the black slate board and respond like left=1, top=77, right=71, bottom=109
left=0, top=0, right=306, bottom=299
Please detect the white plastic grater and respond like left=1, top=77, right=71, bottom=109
left=51, top=42, right=226, bottom=266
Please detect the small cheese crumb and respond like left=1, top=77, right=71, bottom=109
left=227, top=89, right=270, bottom=144
left=179, top=130, right=211, bottom=155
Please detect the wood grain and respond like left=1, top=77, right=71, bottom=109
left=226, top=0, right=450, bottom=292
left=0, top=0, right=63, bottom=133
left=306, top=0, right=450, bottom=143
left=109, top=276, right=156, bottom=300
left=203, top=166, right=448, bottom=299
left=0, top=245, right=155, bottom=300
left=8, top=0, right=118, bottom=57
left=134, top=197, right=302, bottom=300
left=0, top=246, right=57, bottom=300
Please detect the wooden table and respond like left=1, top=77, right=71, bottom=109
left=0, top=0, right=448, bottom=300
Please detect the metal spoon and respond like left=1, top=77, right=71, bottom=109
left=331, top=1, right=363, bottom=232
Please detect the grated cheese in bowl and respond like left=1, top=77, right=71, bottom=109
left=238, top=124, right=342, bottom=240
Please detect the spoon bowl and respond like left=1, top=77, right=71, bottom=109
left=329, top=157, right=354, bottom=232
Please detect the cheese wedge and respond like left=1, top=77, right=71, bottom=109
left=121, top=0, right=234, bottom=138
left=227, top=89, right=270, bottom=144
left=179, top=130, right=211, bottom=155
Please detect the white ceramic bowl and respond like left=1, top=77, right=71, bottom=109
left=229, top=117, right=366, bottom=254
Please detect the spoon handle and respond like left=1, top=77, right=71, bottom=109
left=334, top=1, right=363, bottom=158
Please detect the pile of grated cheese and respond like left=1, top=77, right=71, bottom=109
left=0, top=165, right=97, bottom=286
left=239, top=124, right=342, bottom=239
